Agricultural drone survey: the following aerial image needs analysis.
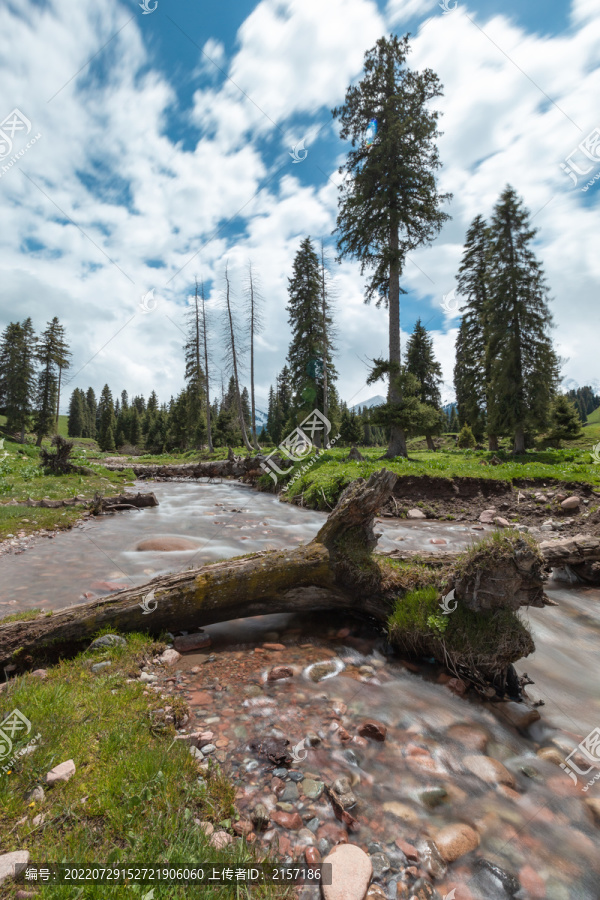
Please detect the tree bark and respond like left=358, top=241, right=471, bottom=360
left=384, top=225, right=408, bottom=459
left=488, top=434, right=499, bottom=451
left=200, top=280, right=214, bottom=454
left=426, top=435, right=435, bottom=451
left=224, top=263, right=253, bottom=453
left=514, top=428, right=525, bottom=454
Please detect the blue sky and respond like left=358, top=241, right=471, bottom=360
left=1, top=0, right=598, bottom=413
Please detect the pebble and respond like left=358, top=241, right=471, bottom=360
left=407, top=508, right=426, bottom=519
left=210, top=831, right=233, bottom=849
left=463, top=754, right=516, bottom=787
left=25, top=786, right=45, bottom=803
left=493, top=516, right=511, bottom=528
left=519, top=863, right=547, bottom=898
left=302, top=778, right=324, bottom=800
left=267, top=665, right=294, bottom=681
left=251, top=804, right=270, bottom=831
left=201, top=744, right=216, bottom=755
left=45, top=760, right=76, bottom=786
left=0, top=852, right=29, bottom=885
left=561, top=495, right=580, bottom=510
left=447, top=723, right=489, bottom=751
left=140, top=672, right=157, bottom=683
left=305, top=847, right=321, bottom=865
left=395, top=838, right=418, bottom=861
left=357, top=720, right=387, bottom=742
left=263, top=643, right=286, bottom=650
left=91, top=661, right=111, bottom=673
left=159, top=649, right=181, bottom=666
left=433, top=823, right=479, bottom=862
left=270, top=810, right=303, bottom=830
left=322, top=844, right=373, bottom=900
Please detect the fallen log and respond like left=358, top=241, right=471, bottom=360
left=0, top=471, right=563, bottom=685
left=17, top=492, right=159, bottom=511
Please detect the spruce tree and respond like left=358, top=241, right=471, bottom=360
left=97, top=385, right=116, bottom=452
left=486, top=186, right=560, bottom=454
left=34, top=319, right=61, bottom=445
left=286, top=237, right=336, bottom=430
left=454, top=215, right=491, bottom=444
left=404, top=318, right=442, bottom=450
left=548, top=395, right=583, bottom=446
left=67, top=389, right=85, bottom=437
left=85, top=388, right=97, bottom=439
left=0, top=318, right=37, bottom=441
left=333, top=34, right=450, bottom=458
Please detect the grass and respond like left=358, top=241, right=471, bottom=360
left=0, top=437, right=136, bottom=539
left=272, top=441, right=600, bottom=510
left=0, top=633, right=291, bottom=899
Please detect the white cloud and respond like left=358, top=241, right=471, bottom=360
left=0, top=0, right=598, bottom=417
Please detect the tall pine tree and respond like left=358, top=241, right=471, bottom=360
left=404, top=318, right=442, bottom=450
left=333, top=34, right=450, bottom=458
left=486, top=186, right=559, bottom=453
left=0, top=318, right=37, bottom=441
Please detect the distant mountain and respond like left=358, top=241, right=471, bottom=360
left=254, top=406, right=269, bottom=428
left=350, top=394, right=386, bottom=413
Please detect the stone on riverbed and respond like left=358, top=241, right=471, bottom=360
left=159, top=648, right=181, bottom=666
left=464, top=754, right=516, bottom=787
left=407, top=508, right=426, bottom=519
left=322, top=844, right=372, bottom=900
left=357, top=720, right=387, bottom=742
left=433, top=823, right=479, bottom=862
left=136, top=537, right=198, bottom=551
left=173, top=632, right=212, bottom=652
left=267, top=665, right=294, bottom=681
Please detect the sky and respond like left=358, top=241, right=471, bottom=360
left=0, top=0, right=599, bottom=415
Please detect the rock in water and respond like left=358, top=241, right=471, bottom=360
left=357, top=720, right=387, bottom=742
left=267, top=665, right=294, bottom=681
left=322, top=844, right=372, bottom=900
left=433, top=823, right=479, bottom=862
left=136, top=537, right=198, bottom=551
left=464, top=754, right=516, bottom=787
left=407, top=508, right=426, bottom=519
left=173, top=633, right=212, bottom=652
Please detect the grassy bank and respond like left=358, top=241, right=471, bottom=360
left=0, top=633, right=288, bottom=899
left=0, top=439, right=135, bottom=540
left=272, top=443, right=600, bottom=510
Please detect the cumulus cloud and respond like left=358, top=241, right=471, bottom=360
left=0, top=0, right=597, bottom=415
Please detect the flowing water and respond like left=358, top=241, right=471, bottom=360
left=1, top=481, right=599, bottom=898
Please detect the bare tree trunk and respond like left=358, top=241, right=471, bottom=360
left=320, top=242, right=330, bottom=447
left=247, top=262, right=261, bottom=451
left=192, top=279, right=204, bottom=450
left=514, top=429, right=525, bottom=454
left=200, top=280, right=214, bottom=454
left=55, top=366, right=62, bottom=432
left=488, top=434, right=499, bottom=451
left=426, top=434, right=435, bottom=451
left=384, top=225, right=408, bottom=459
left=224, top=263, right=253, bottom=453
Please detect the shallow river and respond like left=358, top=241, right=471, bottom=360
left=1, top=481, right=599, bottom=899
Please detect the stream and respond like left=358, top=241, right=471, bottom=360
left=1, top=481, right=599, bottom=899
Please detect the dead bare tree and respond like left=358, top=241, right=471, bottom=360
left=222, top=262, right=253, bottom=453
left=245, top=260, right=264, bottom=451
